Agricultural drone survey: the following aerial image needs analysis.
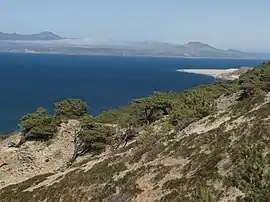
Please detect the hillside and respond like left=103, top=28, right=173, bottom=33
left=0, top=31, right=62, bottom=41
left=0, top=37, right=269, bottom=58
left=0, top=64, right=270, bottom=201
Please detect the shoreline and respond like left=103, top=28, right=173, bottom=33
left=1, top=51, right=264, bottom=60
left=177, top=68, right=238, bottom=77
left=177, top=67, right=254, bottom=80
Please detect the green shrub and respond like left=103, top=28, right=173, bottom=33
left=77, top=116, right=115, bottom=155
left=237, top=64, right=270, bottom=93
left=55, top=99, right=88, bottom=119
left=232, top=142, right=270, bottom=201
left=19, top=107, right=61, bottom=140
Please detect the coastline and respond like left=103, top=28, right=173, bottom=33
left=177, top=68, right=238, bottom=76
left=177, top=67, right=254, bottom=80
left=1, top=51, right=264, bottom=60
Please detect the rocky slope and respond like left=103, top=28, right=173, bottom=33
left=0, top=65, right=270, bottom=202
left=0, top=120, right=80, bottom=189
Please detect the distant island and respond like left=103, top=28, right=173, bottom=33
left=0, top=31, right=269, bottom=59
left=0, top=31, right=63, bottom=41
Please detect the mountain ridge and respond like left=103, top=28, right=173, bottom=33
left=0, top=31, right=269, bottom=58
left=0, top=31, right=63, bottom=41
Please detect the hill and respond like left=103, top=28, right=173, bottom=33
left=116, top=41, right=268, bottom=58
left=0, top=63, right=270, bottom=201
left=0, top=37, right=269, bottom=58
left=0, top=31, right=63, bottom=41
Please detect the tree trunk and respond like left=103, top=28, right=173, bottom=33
left=67, top=152, right=78, bottom=168
left=145, top=107, right=154, bottom=125
left=66, top=134, right=80, bottom=168
left=163, top=108, right=169, bottom=115
left=144, top=107, right=150, bottom=125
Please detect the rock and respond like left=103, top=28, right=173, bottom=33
left=0, top=120, right=81, bottom=189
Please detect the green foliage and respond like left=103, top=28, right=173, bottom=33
left=232, top=142, right=270, bottom=201
left=238, top=83, right=256, bottom=101
left=168, top=82, right=233, bottom=129
left=96, top=110, right=119, bottom=124
left=78, top=116, right=114, bottom=154
left=19, top=107, right=61, bottom=140
left=97, top=92, right=174, bottom=127
left=96, top=64, right=270, bottom=132
left=78, top=128, right=106, bottom=152
left=237, top=64, right=270, bottom=93
left=97, top=84, right=228, bottom=129
left=132, top=92, right=174, bottom=124
left=55, top=99, right=88, bottom=119
left=79, top=114, right=95, bottom=125
left=96, top=105, right=141, bottom=127
left=232, top=93, right=266, bottom=115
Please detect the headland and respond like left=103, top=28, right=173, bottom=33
left=177, top=66, right=254, bottom=80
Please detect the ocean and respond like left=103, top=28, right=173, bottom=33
left=0, top=52, right=262, bottom=133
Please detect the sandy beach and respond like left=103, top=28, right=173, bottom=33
left=177, top=67, right=253, bottom=80
left=177, top=69, right=238, bottom=77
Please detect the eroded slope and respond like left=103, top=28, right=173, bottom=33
left=0, top=93, right=269, bottom=202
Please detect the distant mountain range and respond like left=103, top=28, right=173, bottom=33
left=0, top=31, right=269, bottom=59
left=125, top=41, right=258, bottom=58
left=0, top=31, right=62, bottom=41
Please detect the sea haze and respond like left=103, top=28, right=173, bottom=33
left=0, top=53, right=262, bottom=133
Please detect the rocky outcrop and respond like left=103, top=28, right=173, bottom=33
left=0, top=120, right=80, bottom=189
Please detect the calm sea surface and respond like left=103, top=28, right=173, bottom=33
left=0, top=53, right=262, bottom=133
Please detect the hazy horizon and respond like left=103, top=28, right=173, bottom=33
left=1, top=1, right=270, bottom=52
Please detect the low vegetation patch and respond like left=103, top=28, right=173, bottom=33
left=231, top=142, right=270, bottom=201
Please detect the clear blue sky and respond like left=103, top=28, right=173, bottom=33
left=1, top=0, right=270, bottom=51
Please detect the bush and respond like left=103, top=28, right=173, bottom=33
left=238, top=83, right=255, bottom=101
left=237, top=64, right=270, bottom=93
left=19, top=107, right=61, bottom=142
left=78, top=126, right=108, bottom=153
left=132, top=92, right=174, bottom=125
left=67, top=116, right=115, bottom=166
left=55, top=99, right=88, bottom=119
left=232, top=142, right=270, bottom=201
left=97, top=84, right=229, bottom=128
left=79, top=116, right=114, bottom=153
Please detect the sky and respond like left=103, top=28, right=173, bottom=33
left=1, top=0, right=270, bottom=52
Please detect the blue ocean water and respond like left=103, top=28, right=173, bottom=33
left=0, top=53, right=262, bottom=133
